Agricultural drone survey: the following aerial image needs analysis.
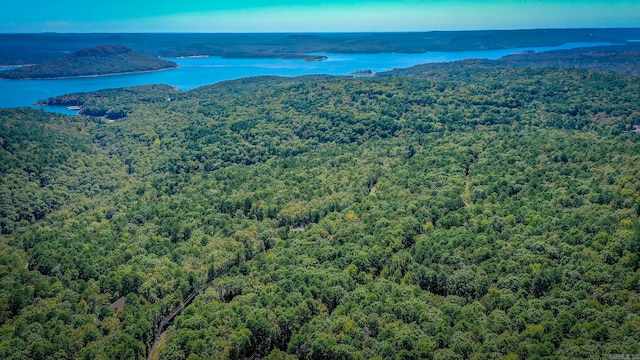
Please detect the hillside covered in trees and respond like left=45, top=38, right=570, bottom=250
left=0, top=45, right=177, bottom=79
left=0, top=63, right=639, bottom=359
left=34, top=84, right=181, bottom=120
left=378, top=42, right=640, bottom=79
left=1, top=28, right=639, bottom=65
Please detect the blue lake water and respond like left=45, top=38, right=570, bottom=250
left=0, top=42, right=611, bottom=113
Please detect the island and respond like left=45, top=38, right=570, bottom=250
left=304, top=55, right=328, bottom=62
left=0, top=45, right=178, bottom=79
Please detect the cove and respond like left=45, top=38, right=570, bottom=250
left=0, top=42, right=611, bottom=113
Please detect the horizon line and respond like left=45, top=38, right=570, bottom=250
left=1, top=26, right=640, bottom=35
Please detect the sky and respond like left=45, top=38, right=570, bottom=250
left=1, top=0, right=638, bottom=33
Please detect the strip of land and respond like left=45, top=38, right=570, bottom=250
left=0, top=45, right=178, bottom=80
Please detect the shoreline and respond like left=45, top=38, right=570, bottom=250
left=1, top=65, right=179, bottom=81
left=173, top=55, right=210, bottom=59
left=0, top=64, right=35, bottom=68
left=0, top=41, right=630, bottom=111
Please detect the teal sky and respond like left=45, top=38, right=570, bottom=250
left=2, top=0, right=638, bottom=32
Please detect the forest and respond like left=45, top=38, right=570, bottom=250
left=0, top=62, right=639, bottom=359
left=378, top=42, right=640, bottom=78
left=0, top=45, right=177, bottom=79
left=2, top=28, right=640, bottom=65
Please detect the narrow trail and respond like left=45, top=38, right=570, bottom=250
left=462, top=158, right=474, bottom=207
left=147, top=332, right=166, bottom=360
left=462, top=174, right=473, bottom=207
left=461, top=136, right=495, bottom=208
left=147, top=286, right=205, bottom=360
left=145, top=242, right=265, bottom=359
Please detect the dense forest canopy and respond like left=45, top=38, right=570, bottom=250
left=1, top=59, right=640, bottom=359
left=34, top=84, right=181, bottom=120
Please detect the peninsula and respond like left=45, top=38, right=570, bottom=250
left=0, top=45, right=178, bottom=79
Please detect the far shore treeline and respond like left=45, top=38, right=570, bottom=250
left=1, top=28, right=640, bottom=66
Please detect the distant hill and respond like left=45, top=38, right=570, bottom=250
left=377, top=43, right=640, bottom=79
left=0, top=45, right=178, bottom=79
left=1, top=29, right=639, bottom=65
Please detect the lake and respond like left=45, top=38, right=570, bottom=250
left=0, top=42, right=611, bottom=114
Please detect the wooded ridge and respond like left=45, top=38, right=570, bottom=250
left=0, top=45, right=178, bottom=79
left=0, top=63, right=639, bottom=359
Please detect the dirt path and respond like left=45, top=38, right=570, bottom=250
left=148, top=331, right=166, bottom=360
left=147, top=288, right=202, bottom=360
